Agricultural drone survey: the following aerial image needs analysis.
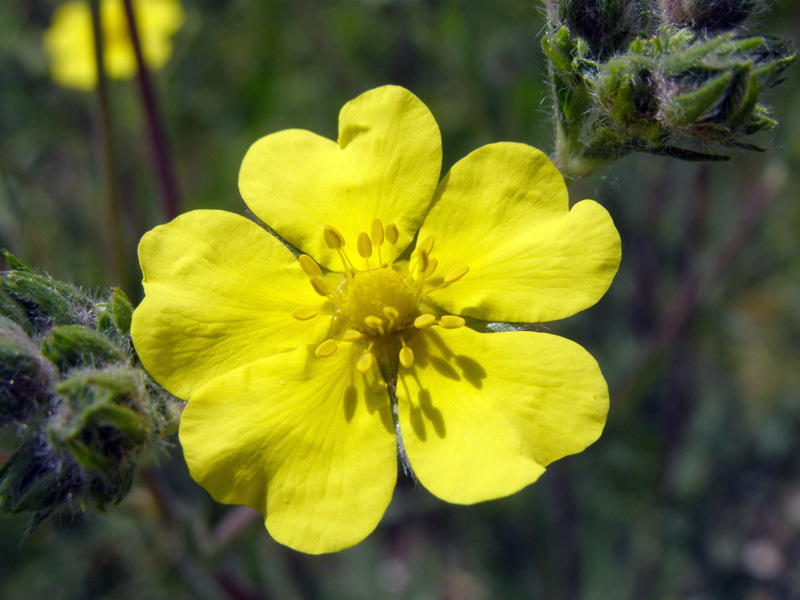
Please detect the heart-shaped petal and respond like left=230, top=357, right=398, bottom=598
left=239, top=86, right=442, bottom=271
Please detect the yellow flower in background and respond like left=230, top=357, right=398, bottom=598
left=131, top=86, right=622, bottom=554
left=43, top=0, right=184, bottom=90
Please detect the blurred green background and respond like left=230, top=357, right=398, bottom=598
left=1, top=1, right=800, bottom=598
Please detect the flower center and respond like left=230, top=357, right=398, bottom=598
left=291, top=218, right=469, bottom=378
left=341, top=268, right=418, bottom=336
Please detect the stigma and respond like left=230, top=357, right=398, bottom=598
left=291, top=218, right=468, bottom=377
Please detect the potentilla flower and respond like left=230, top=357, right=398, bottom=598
left=131, top=86, right=622, bottom=554
left=43, top=0, right=184, bottom=91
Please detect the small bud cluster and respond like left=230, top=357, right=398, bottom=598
left=0, top=254, right=177, bottom=527
left=542, top=0, right=796, bottom=178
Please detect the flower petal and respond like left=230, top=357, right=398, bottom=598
left=131, top=210, right=330, bottom=400
left=44, top=1, right=96, bottom=90
left=180, top=342, right=397, bottom=554
left=397, top=327, right=608, bottom=504
left=239, top=86, right=442, bottom=270
left=419, top=143, right=621, bottom=323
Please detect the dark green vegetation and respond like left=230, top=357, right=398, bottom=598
left=1, top=1, right=799, bottom=598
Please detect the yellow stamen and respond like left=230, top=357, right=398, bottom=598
left=309, top=276, right=333, bottom=297
left=371, top=218, right=384, bottom=266
left=399, top=345, right=414, bottom=368
left=418, top=235, right=435, bottom=255
left=357, top=352, right=374, bottom=373
left=371, top=218, right=384, bottom=246
left=364, top=315, right=384, bottom=335
left=422, top=257, right=438, bottom=278
left=416, top=248, right=429, bottom=276
left=342, top=329, right=362, bottom=342
left=357, top=231, right=373, bottom=259
left=337, top=249, right=356, bottom=283
left=439, top=315, right=466, bottom=329
left=291, top=307, right=318, bottom=320
left=414, top=314, right=436, bottom=329
left=443, top=266, right=469, bottom=284
left=385, top=222, right=399, bottom=245
left=385, top=222, right=399, bottom=268
left=323, top=225, right=345, bottom=250
left=298, top=254, right=322, bottom=277
left=315, top=339, right=338, bottom=357
left=383, top=306, right=399, bottom=329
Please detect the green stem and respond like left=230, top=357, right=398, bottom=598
left=121, top=0, right=181, bottom=221
left=89, top=0, right=126, bottom=286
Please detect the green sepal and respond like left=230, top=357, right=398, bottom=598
left=41, top=325, right=124, bottom=372
left=720, top=66, right=760, bottom=130
left=3, top=251, right=30, bottom=272
left=663, top=71, right=733, bottom=126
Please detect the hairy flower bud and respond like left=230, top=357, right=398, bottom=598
left=49, top=368, right=157, bottom=472
left=556, top=0, right=645, bottom=55
left=2, top=253, right=93, bottom=331
left=0, top=318, right=54, bottom=424
left=661, top=0, right=758, bottom=32
left=0, top=256, right=179, bottom=526
left=0, top=437, right=85, bottom=520
left=543, top=10, right=796, bottom=178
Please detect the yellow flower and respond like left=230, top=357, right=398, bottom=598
left=131, top=86, right=622, bottom=554
left=43, top=0, right=184, bottom=90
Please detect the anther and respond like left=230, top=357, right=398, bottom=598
left=416, top=248, right=429, bottom=276
left=414, top=314, right=436, bottom=329
left=342, top=329, right=362, bottom=342
left=383, top=306, right=399, bottom=321
left=443, top=266, right=469, bottom=284
left=371, top=219, right=384, bottom=246
left=291, top=307, right=318, bottom=321
left=439, top=315, right=466, bottom=329
left=364, top=315, right=384, bottom=334
left=309, top=276, right=333, bottom=297
left=357, top=232, right=373, bottom=259
left=385, top=223, right=399, bottom=245
left=315, top=339, right=338, bottom=357
left=399, top=345, right=414, bottom=368
left=298, top=254, right=322, bottom=277
left=422, top=257, right=438, bottom=278
left=419, top=235, right=435, bottom=255
left=323, top=225, right=345, bottom=250
left=357, top=352, right=374, bottom=373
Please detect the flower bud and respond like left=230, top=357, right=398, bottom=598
left=40, top=325, right=124, bottom=372
left=597, top=55, right=657, bottom=122
left=556, top=0, right=644, bottom=55
left=1, top=254, right=93, bottom=331
left=0, top=318, right=54, bottom=424
left=0, top=437, right=84, bottom=517
left=0, top=288, right=31, bottom=333
left=49, top=368, right=157, bottom=472
left=662, top=0, right=758, bottom=32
